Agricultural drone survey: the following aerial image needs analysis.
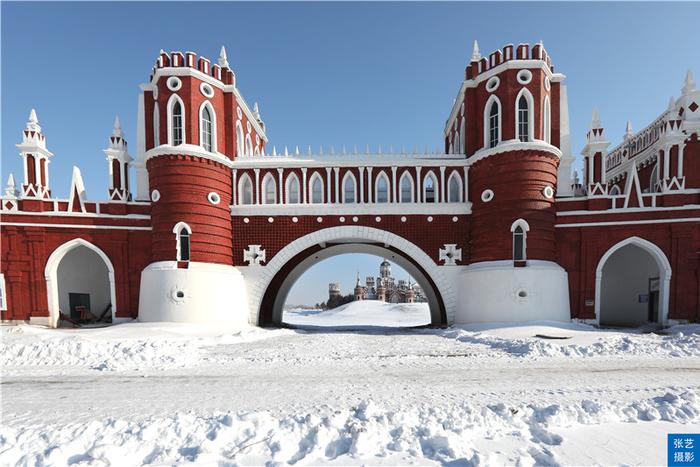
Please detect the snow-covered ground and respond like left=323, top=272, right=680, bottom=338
left=2, top=304, right=699, bottom=466
left=284, top=300, right=431, bottom=327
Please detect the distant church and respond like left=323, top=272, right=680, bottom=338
left=328, top=259, right=426, bottom=304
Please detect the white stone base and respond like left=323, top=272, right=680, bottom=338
left=28, top=316, right=51, bottom=327
left=454, top=260, right=571, bottom=324
left=138, top=261, right=250, bottom=325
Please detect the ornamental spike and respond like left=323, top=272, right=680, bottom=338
left=471, top=40, right=481, bottom=62
left=218, top=45, right=229, bottom=68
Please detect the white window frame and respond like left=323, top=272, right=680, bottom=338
left=510, top=218, right=530, bottom=262
left=172, top=221, right=192, bottom=262
left=199, top=101, right=217, bottom=153
left=460, top=119, right=466, bottom=154
left=309, top=172, right=324, bottom=204
left=0, top=273, right=6, bottom=310
left=447, top=171, right=463, bottom=203
left=483, top=95, right=502, bottom=149
left=399, top=172, right=415, bottom=203
left=515, top=88, right=535, bottom=143
left=285, top=173, right=301, bottom=204
left=543, top=95, right=551, bottom=144
left=236, top=121, right=245, bottom=157
left=375, top=171, right=390, bottom=203
left=342, top=171, right=357, bottom=204
left=238, top=173, right=254, bottom=205
left=423, top=171, right=438, bottom=203
left=609, top=185, right=621, bottom=196
left=245, top=134, right=253, bottom=157
left=166, top=94, right=186, bottom=146
left=261, top=172, right=277, bottom=205
left=153, top=102, right=160, bottom=147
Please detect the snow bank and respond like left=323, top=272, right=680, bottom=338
left=283, top=300, right=430, bottom=327
left=440, top=321, right=700, bottom=358
left=2, top=389, right=698, bottom=466
left=0, top=323, right=286, bottom=371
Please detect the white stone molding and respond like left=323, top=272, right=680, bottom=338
left=243, top=245, right=266, bottom=266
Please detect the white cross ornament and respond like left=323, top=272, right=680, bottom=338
left=439, top=244, right=462, bottom=266
left=243, top=245, right=266, bottom=266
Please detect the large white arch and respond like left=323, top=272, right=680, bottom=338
left=594, top=236, right=672, bottom=325
left=44, top=238, right=117, bottom=328
left=241, top=225, right=457, bottom=325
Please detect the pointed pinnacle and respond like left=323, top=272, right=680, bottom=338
left=29, top=109, right=38, bottom=123
left=218, top=45, right=230, bottom=68
left=471, top=40, right=481, bottom=62
left=591, top=108, right=601, bottom=128
left=683, top=69, right=696, bottom=94
left=7, top=173, right=15, bottom=188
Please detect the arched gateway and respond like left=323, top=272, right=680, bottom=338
left=250, top=226, right=453, bottom=326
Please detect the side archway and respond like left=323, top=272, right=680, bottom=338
left=45, top=238, right=117, bottom=328
left=594, top=236, right=671, bottom=325
left=247, top=226, right=456, bottom=327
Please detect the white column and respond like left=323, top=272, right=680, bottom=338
left=440, top=166, right=446, bottom=202
left=391, top=166, right=397, bottom=203
left=302, top=168, right=308, bottom=203
left=35, top=156, right=42, bottom=188
left=359, top=167, right=365, bottom=204
left=277, top=168, right=283, bottom=204
left=325, top=167, right=332, bottom=203
left=463, top=166, right=469, bottom=202
left=334, top=167, right=340, bottom=203
left=367, top=167, right=374, bottom=203
left=663, top=146, right=670, bottom=180
left=416, top=167, right=423, bottom=202
left=108, top=158, right=115, bottom=190
left=678, top=143, right=685, bottom=178
left=44, top=159, right=51, bottom=192
left=120, top=161, right=126, bottom=193
left=254, top=168, right=260, bottom=204
left=22, top=154, right=29, bottom=187
left=232, top=169, right=237, bottom=205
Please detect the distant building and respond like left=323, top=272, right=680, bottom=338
left=332, top=259, right=426, bottom=304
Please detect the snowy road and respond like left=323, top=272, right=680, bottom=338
left=2, top=320, right=700, bottom=465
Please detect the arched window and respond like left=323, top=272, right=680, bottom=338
left=236, top=122, right=244, bottom=157
left=168, top=95, right=185, bottom=146
left=517, top=94, right=530, bottom=142
left=448, top=172, right=462, bottom=203
left=460, top=119, right=466, bottom=154
left=173, top=222, right=192, bottom=262
left=286, top=174, right=300, bottom=203
left=153, top=103, right=160, bottom=147
left=400, top=173, right=414, bottom=203
left=200, top=103, right=214, bottom=152
left=424, top=172, right=437, bottom=203
left=245, top=134, right=253, bottom=157
left=610, top=185, right=621, bottom=196
left=543, top=96, right=551, bottom=144
left=376, top=172, right=389, bottom=203
left=650, top=164, right=659, bottom=192
left=343, top=173, right=357, bottom=203
left=309, top=173, right=324, bottom=204
left=239, top=174, right=253, bottom=205
left=511, top=219, right=530, bottom=263
left=262, top=173, right=276, bottom=204
left=485, top=97, right=501, bottom=149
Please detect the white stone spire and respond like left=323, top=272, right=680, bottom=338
left=218, top=45, right=229, bottom=68
left=590, top=108, right=601, bottom=129
left=26, top=108, right=41, bottom=132
left=624, top=121, right=633, bottom=140
left=112, top=115, right=123, bottom=138
left=682, top=69, right=695, bottom=95
left=668, top=96, right=676, bottom=111
left=471, top=40, right=481, bottom=62
left=5, top=173, right=17, bottom=198
left=253, top=102, right=261, bottom=120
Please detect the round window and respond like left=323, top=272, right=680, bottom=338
left=375, top=216, right=382, bottom=222
left=200, top=82, right=214, bottom=98
left=292, top=216, right=299, bottom=223
left=207, top=192, right=221, bottom=205
left=481, top=189, right=494, bottom=202
left=486, top=76, right=500, bottom=92
left=517, top=69, right=533, bottom=84
left=543, top=186, right=555, bottom=199
left=166, top=77, right=182, bottom=91
left=151, top=189, right=161, bottom=202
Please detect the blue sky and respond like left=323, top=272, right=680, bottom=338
left=3, top=2, right=699, bottom=305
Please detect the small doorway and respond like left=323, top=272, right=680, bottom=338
left=68, top=293, right=91, bottom=320
left=648, top=277, right=659, bottom=323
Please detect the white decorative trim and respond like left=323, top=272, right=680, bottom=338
left=166, top=76, right=182, bottom=91
left=423, top=170, right=438, bottom=203
left=515, top=87, right=535, bottom=142
left=341, top=171, right=358, bottom=203
left=285, top=173, right=301, bottom=204
left=399, top=171, right=415, bottom=203
left=594, top=236, right=671, bottom=325
left=151, top=189, right=161, bottom=202
left=374, top=170, right=390, bottom=203
left=44, top=238, right=117, bottom=328
left=481, top=189, right=494, bottom=202
left=243, top=245, right=266, bottom=266
left=260, top=172, right=277, bottom=204
left=516, top=69, right=532, bottom=84
left=469, top=140, right=562, bottom=166
left=237, top=173, right=254, bottom=205
left=172, top=221, right=192, bottom=261
left=543, top=186, right=554, bottom=199
left=166, top=94, right=186, bottom=146
left=198, top=100, right=217, bottom=153
left=486, top=76, right=500, bottom=92
left=556, top=217, right=700, bottom=228
left=200, top=82, right=214, bottom=98
left=556, top=204, right=700, bottom=216
left=446, top=171, right=463, bottom=203
left=439, top=244, right=462, bottom=266
left=483, top=95, right=502, bottom=149
left=0, top=222, right=151, bottom=231
left=207, top=192, right=221, bottom=205
left=231, top=155, right=466, bottom=169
